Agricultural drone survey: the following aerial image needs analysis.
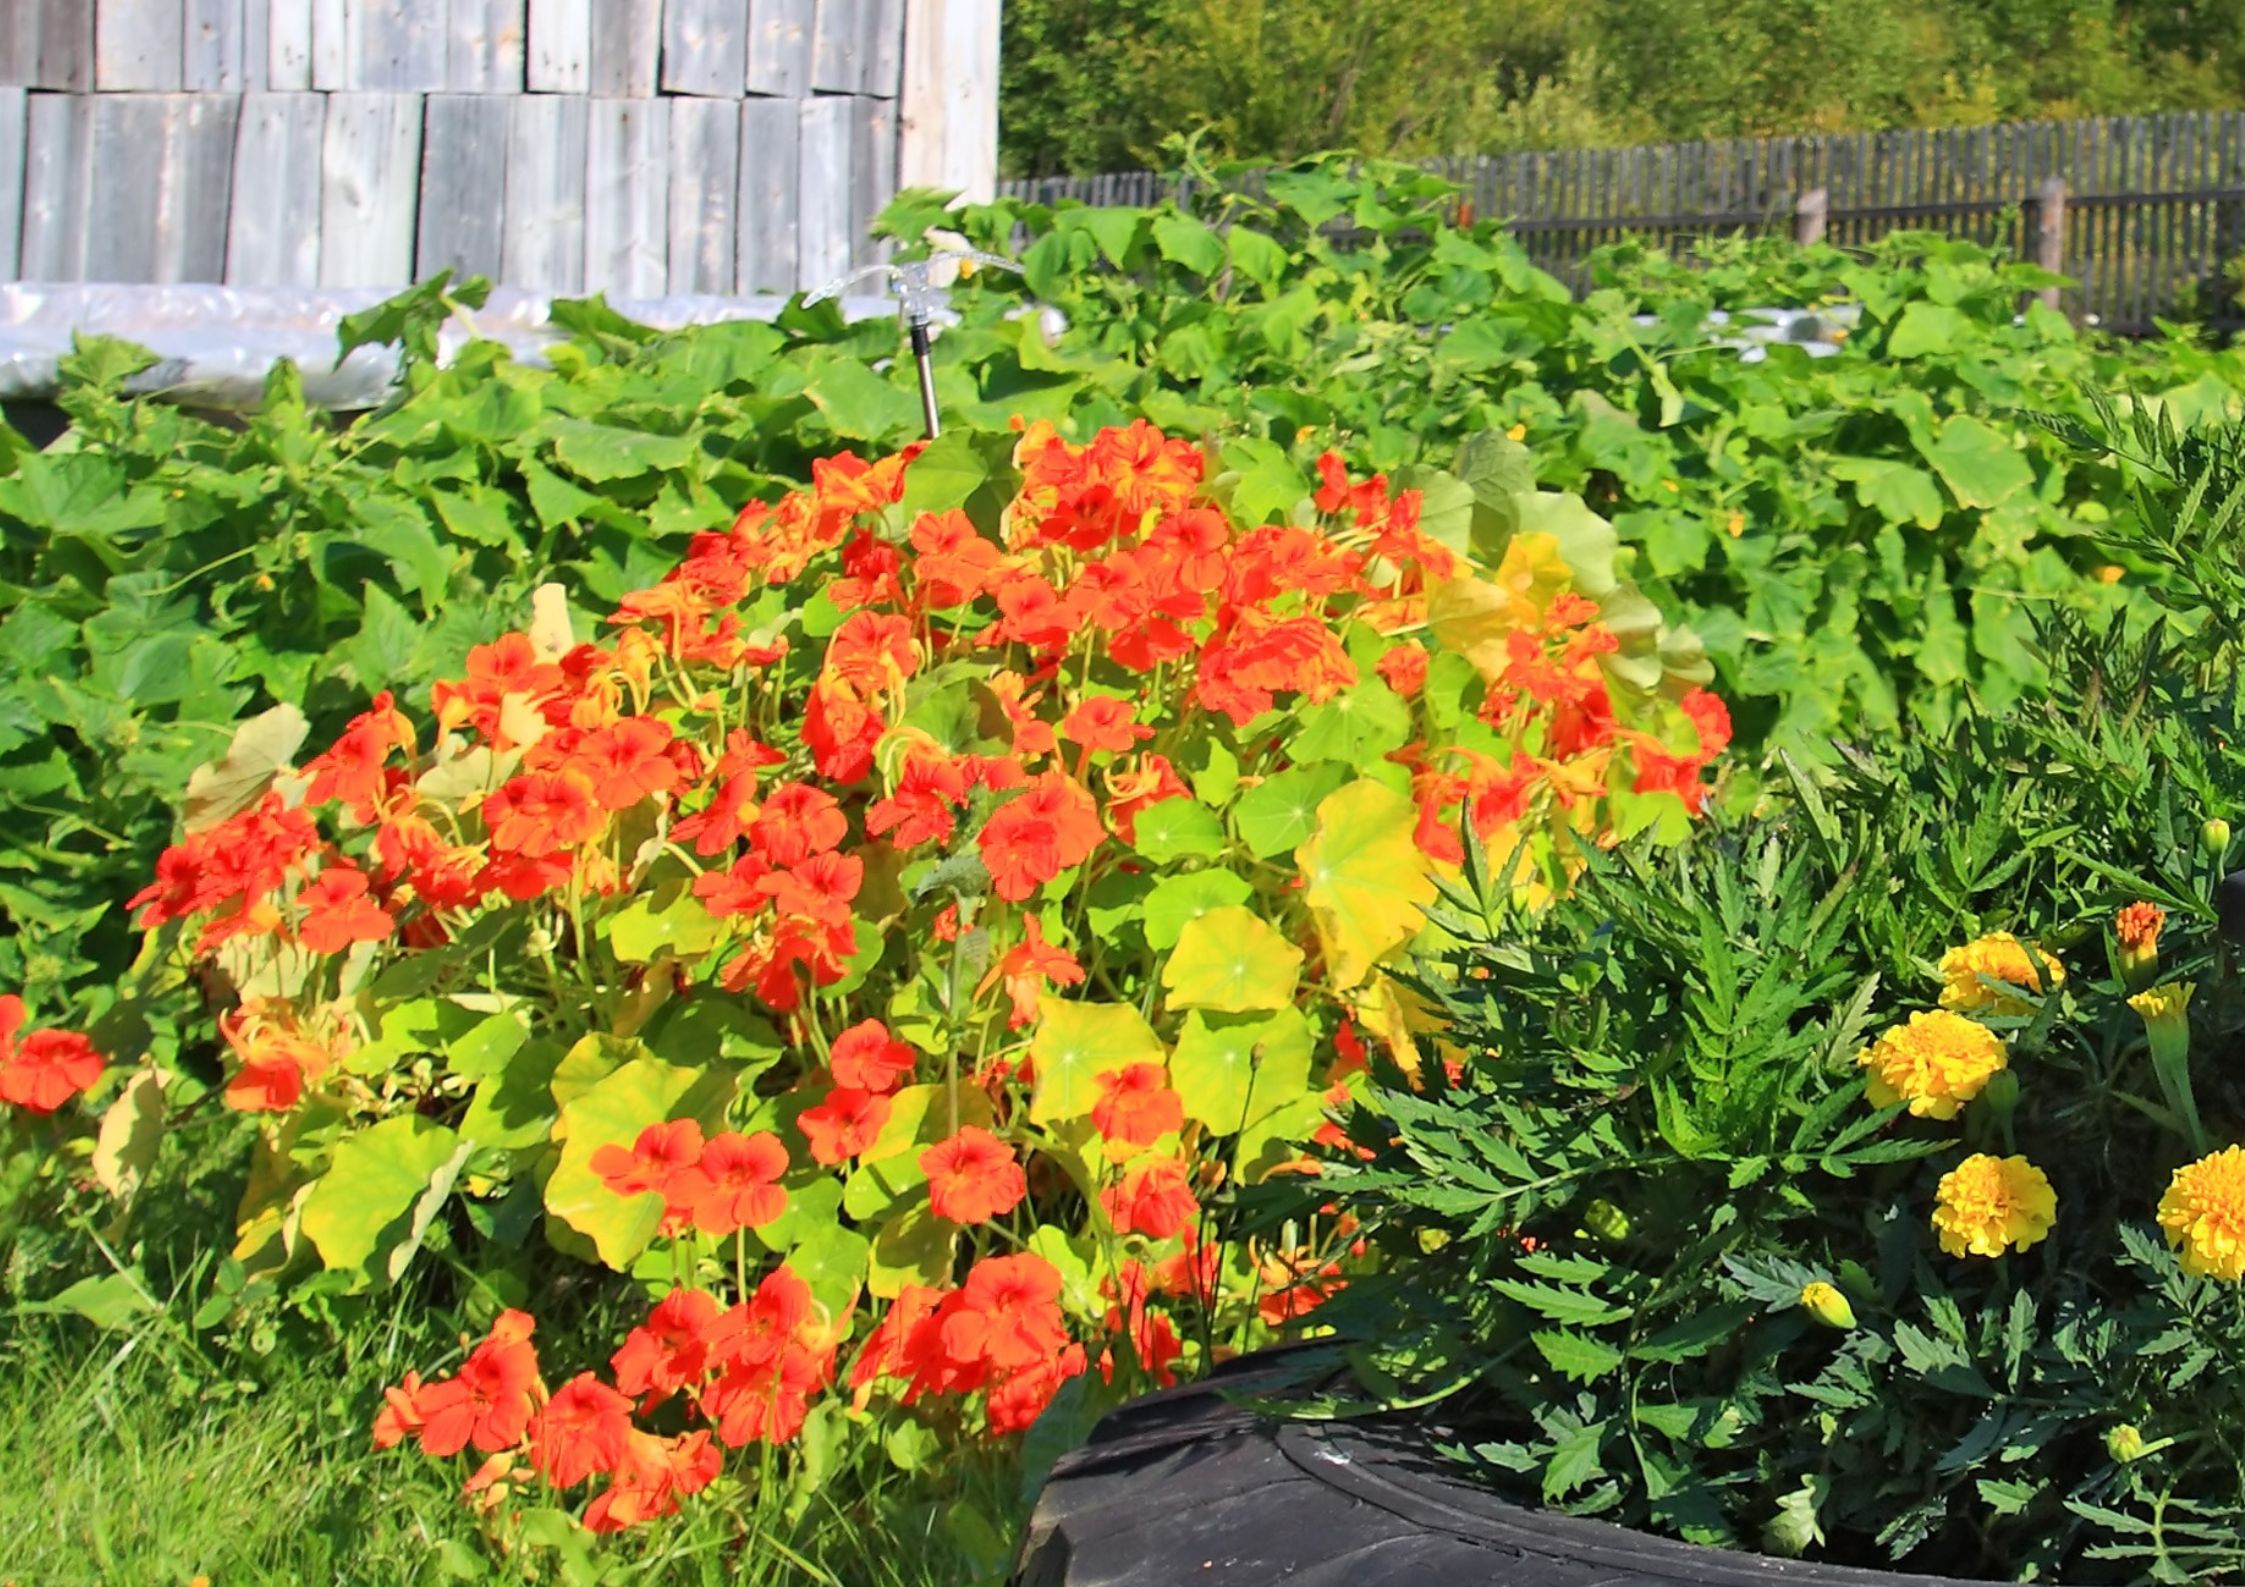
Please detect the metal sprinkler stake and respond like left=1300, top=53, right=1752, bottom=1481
left=805, top=245, right=1024, bottom=440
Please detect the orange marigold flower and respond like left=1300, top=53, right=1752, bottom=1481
left=2117, top=901, right=2166, bottom=950
left=1931, top=1153, right=2056, bottom=1259
left=921, top=1126, right=1028, bottom=1225
left=979, top=771, right=1102, bottom=903
left=2160, top=1146, right=2245, bottom=1281
left=674, top=1131, right=790, bottom=1237
left=482, top=769, right=604, bottom=856
left=1091, top=1063, right=1183, bottom=1147
left=827, top=1018, right=917, bottom=1094
left=0, top=996, right=104, bottom=1115
left=797, top=1086, right=892, bottom=1166
left=1101, top=1157, right=1199, bottom=1240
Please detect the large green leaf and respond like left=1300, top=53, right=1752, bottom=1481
left=1168, top=1006, right=1313, bottom=1135
left=1163, top=906, right=1304, bottom=1014
left=1918, top=415, right=2033, bottom=509
left=1297, top=780, right=1434, bottom=991
left=1028, top=998, right=1166, bottom=1124
left=545, top=1057, right=737, bottom=1269
left=301, top=1116, right=467, bottom=1284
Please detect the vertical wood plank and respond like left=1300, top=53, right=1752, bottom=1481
left=97, top=0, right=186, bottom=90
left=861, top=0, right=901, bottom=97
left=587, top=0, right=661, bottom=96
left=898, top=0, right=997, bottom=203
left=796, top=92, right=849, bottom=292
left=745, top=0, right=811, bottom=96
left=810, top=0, right=860, bottom=92
left=661, top=0, right=747, bottom=98
left=737, top=93, right=797, bottom=292
left=321, top=90, right=422, bottom=285
left=502, top=92, right=589, bottom=291
left=310, top=0, right=347, bottom=88
left=848, top=92, right=892, bottom=268
left=183, top=0, right=246, bottom=89
left=268, top=0, right=313, bottom=89
left=21, top=2, right=94, bottom=91
left=417, top=93, right=509, bottom=281
left=86, top=94, right=239, bottom=281
left=527, top=0, right=591, bottom=91
left=449, top=0, right=526, bottom=91
left=238, top=0, right=268, bottom=89
left=585, top=95, right=668, bottom=297
left=0, top=9, right=33, bottom=85
left=226, top=90, right=326, bottom=284
left=21, top=91, right=91, bottom=277
left=0, top=88, right=24, bottom=276
left=667, top=93, right=738, bottom=293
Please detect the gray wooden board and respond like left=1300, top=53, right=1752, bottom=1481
left=183, top=0, right=245, bottom=90
left=745, top=0, right=810, bottom=96
left=96, top=0, right=186, bottom=90
left=585, top=96, right=668, bottom=297
left=502, top=92, right=589, bottom=292
left=357, top=1, right=450, bottom=90
left=227, top=91, right=326, bottom=285
left=320, top=91, right=422, bottom=286
left=20, top=92, right=91, bottom=277
left=795, top=93, right=849, bottom=292
left=736, top=94, right=796, bottom=292
left=847, top=92, right=892, bottom=268
left=661, top=0, right=747, bottom=98
left=527, top=0, right=590, bottom=92
left=860, top=0, right=900, bottom=97
left=667, top=93, right=737, bottom=294
left=417, top=93, right=510, bottom=282
left=449, top=0, right=526, bottom=91
left=809, top=0, right=858, bottom=93
left=39, top=2, right=93, bottom=91
left=239, top=0, right=268, bottom=89
left=0, top=89, right=23, bottom=275
left=587, top=0, right=660, bottom=95
left=268, top=0, right=313, bottom=89
left=86, top=94, right=240, bottom=281
left=310, top=0, right=346, bottom=87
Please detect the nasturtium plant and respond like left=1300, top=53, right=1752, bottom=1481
left=56, top=417, right=1719, bottom=1544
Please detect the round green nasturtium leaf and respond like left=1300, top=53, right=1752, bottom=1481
left=606, top=879, right=722, bottom=964
left=1231, top=764, right=1351, bottom=859
left=1028, top=997, right=1167, bottom=1124
left=1297, top=779, right=1435, bottom=991
left=1131, top=797, right=1228, bottom=864
left=544, top=1057, right=736, bottom=1270
left=1168, top=1007, right=1314, bottom=1135
left=301, top=1115, right=471, bottom=1286
left=1142, top=869, right=1254, bottom=952
left=867, top=1204, right=953, bottom=1300
left=1162, top=906, right=1304, bottom=1014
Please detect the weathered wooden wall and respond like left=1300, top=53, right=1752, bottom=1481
left=0, top=0, right=1000, bottom=294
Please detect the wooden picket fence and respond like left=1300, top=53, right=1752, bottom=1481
left=1000, top=111, right=2245, bottom=333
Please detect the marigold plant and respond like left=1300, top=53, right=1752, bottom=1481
left=86, top=421, right=1717, bottom=1541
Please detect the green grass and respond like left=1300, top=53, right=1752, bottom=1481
left=0, top=1306, right=1017, bottom=1587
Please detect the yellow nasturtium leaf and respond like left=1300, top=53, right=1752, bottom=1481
left=1296, top=780, right=1435, bottom=991
left=1168, top=1007, right=1314, bottom=1134
left=1428, top=533, right=1577, bottom=678
left=1162, top=906, right=1304, bottom=1014
left=545, top=1057, right=736, bottom=1269
left=1028, top=997, right=1165, bottom=1124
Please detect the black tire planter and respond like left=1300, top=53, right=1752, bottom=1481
left=1012, top=1351, right=2001, bottom=1587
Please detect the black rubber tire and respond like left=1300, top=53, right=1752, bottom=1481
left=1011, top=1352, right=2004, bottom=1586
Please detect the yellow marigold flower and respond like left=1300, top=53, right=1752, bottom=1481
left=1937, top=932, right=2065, bottom=1015
left=1858, top=1009, right=2007, bottom=1120
left=1931, top=1153, right=2057, bottom=1259
left=2158, top=1145, right=2245, bottom=1281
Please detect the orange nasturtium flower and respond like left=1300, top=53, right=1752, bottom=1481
left=0, top=995, right=104, bottom=1115
left=1091, top=1063, right=1185, bottom=1148
left=920, top=1126, right=1029, bottom=1226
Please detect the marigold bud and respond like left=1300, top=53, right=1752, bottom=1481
left=1579, top=1198, right=1630, bottom=1244
left=1800, top=1281, right=1856, bottom=1330
left=2106, top=1423, right=2148, bottom=1463
left=2130, top=981, right=2204, bottom=1150
left=2204, top=818, right=2231, bottom=860
left=2116, top=902, right=2165, bottom=993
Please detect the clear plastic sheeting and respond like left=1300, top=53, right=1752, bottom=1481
left=0, top=285, right=925, bottom=411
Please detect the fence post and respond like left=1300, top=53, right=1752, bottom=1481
left=2023, top=176, right=2067, bottom=312
left=1794, top=187, right=1828, bottom=246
